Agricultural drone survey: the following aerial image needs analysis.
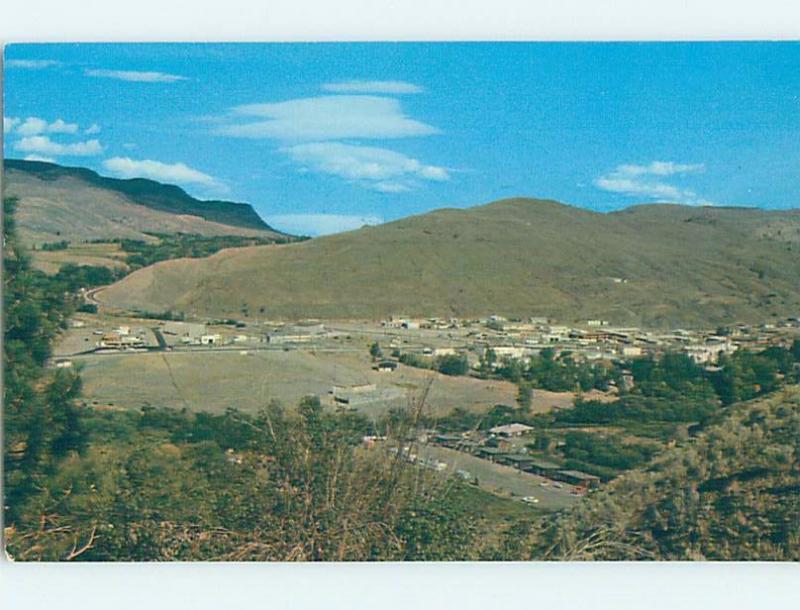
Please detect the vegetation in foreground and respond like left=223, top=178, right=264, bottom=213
left=3, top=196, right=799, bottom=561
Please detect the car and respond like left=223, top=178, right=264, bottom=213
left=521, top=496, right=539, bottom=504
left=552, top=482, right=563, bottom=488
left=539, top=481, right=549, bottom=487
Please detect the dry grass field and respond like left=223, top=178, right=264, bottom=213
left=74, top=347, right=574, bottom=417
left=31, top=242, right=130, bottom=274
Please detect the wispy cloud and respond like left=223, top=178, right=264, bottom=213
left=102, top=157, right=222, bottom=189
left=85, top=69, right=188, bottom=83
left=265, top=213, right=383, bottom=236
left=595, top=161, right=714, bottom=205
left=14, top=116, right=80, bottom=136
left=321, top=80, right=423, bottom=94
left=217, top=96, right=438, bottom=141
left=15, top=136, right=103, bottom=157
left=84, top=123, right=102, bottom=135
left=23, top=154, right=57, bottom=163
left=3, top=116, right=20, bottom=134
left=286, top=141, right=449, bottom=192
left=5, top=59, right=61, bottom=69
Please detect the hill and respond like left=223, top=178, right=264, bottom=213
left=2, top=159, right=286, bottom=246
left=502, top=385, right=800, bottom=561
left=96, top=197, right=800, bottom=328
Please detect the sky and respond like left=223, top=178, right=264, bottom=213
left=3, top=42, right=799, bottom=235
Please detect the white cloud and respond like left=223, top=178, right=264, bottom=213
left=321, top=80, right=423, bottom=94
left=48, top=119, right=80, bottom=134
left=218, top=95, right=438, bottom=141
left=84, top=123, right=102, bottom=135
left=23, top=154, right=57, bottom=163
left=3, top=116, right=20, bottom=134
left=613, top=161, right=705, bottom=177
left=286, top=142, right=449, bottom=192
left=595, top=161, right=714, bottom=205
left=14, top=116, right=80, bottom=136
left=15, top=136, right=103, bottom=157
left=102, top=157, right=221, bottom=188
left=265, top=213, right=383, bottom=236
left=5, top=59, right=60, bottom=69
left=15, top=117, right=48, bottom=136
left=370, top=182, right=412, bottom=193
left=85, top=69, right=187, bottom=83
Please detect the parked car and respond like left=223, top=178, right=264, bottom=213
left=521, top=496, right=539, bottom=504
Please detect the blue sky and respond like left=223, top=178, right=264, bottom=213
left=3, top=42, right=799, bottom=235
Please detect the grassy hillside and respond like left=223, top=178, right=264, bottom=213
left=498, top=385, right=800, bottom=561
left=98, top=197, right=800, bottom=328
left=3, top=159, right=286, bottom=245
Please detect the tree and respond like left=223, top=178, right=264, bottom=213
left=435, top=354, right=468, bottom=376
left=369, top=341, right=383, bottom=360
left=517, top=383, right=533, bottom=411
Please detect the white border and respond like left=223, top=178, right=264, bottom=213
left=0, top=0, right=798, bottom=41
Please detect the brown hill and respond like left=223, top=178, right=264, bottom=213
left=2, top=160, right=286, bottom=246
left=95, top=197, right=800, bottom=328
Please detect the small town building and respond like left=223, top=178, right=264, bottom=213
left=555, top=469, right=601, bottom=490
left=489, top=423, right=534, bottom=438
left=162, top=321, right=207, bottom=343
left=525, top=459, right=562, bottom=476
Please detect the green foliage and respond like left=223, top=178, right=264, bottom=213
left=40, top=240, right=70, bottom=251
left=561, top=431, right=658, bottom=474
left=97, top=232, right=284, bottom=271
left=552, top=395, right=718, bottom=427
left=3, top=198, right=88, bottom=523
left=517, top=383, right=533, bottom=410
left=503, top=388, right=800, bottom=561
left=398, top=352, right=433, bottom=369
left=435, top=354, right=469, bottom=376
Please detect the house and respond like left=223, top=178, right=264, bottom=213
left=500, top=454, right=537, bottom=470
left=525, top=459, right=562, bottom=477
left=200, top=334, right=222, bottom=345
left=554, top=469, right=601, bottom=490
left=433, top=433, right=466, bottom=448
left=489, top=423, right=534, bottom=438
left=375, top=360, right=398, bottom=373
left=98, top=332, right=144, bottom=349
left=162, top=321, right=207, bottom=343
left=475, top=447, right=505, bottom=462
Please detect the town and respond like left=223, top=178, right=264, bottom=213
left=49, top=306, right=800, bottom=509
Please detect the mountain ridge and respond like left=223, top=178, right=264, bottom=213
left=2, top=159, right=291, bottom=246
left=3, top=158, right=278, bottom=234
left=97, top=196, right=800, bottom=328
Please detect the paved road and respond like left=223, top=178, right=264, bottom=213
left=59, top=342, right=368, bottom=359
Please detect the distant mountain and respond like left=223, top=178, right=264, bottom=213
left=96, top=197, right=800, bottom=328
left=2, top=159, right=287, bottom=244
